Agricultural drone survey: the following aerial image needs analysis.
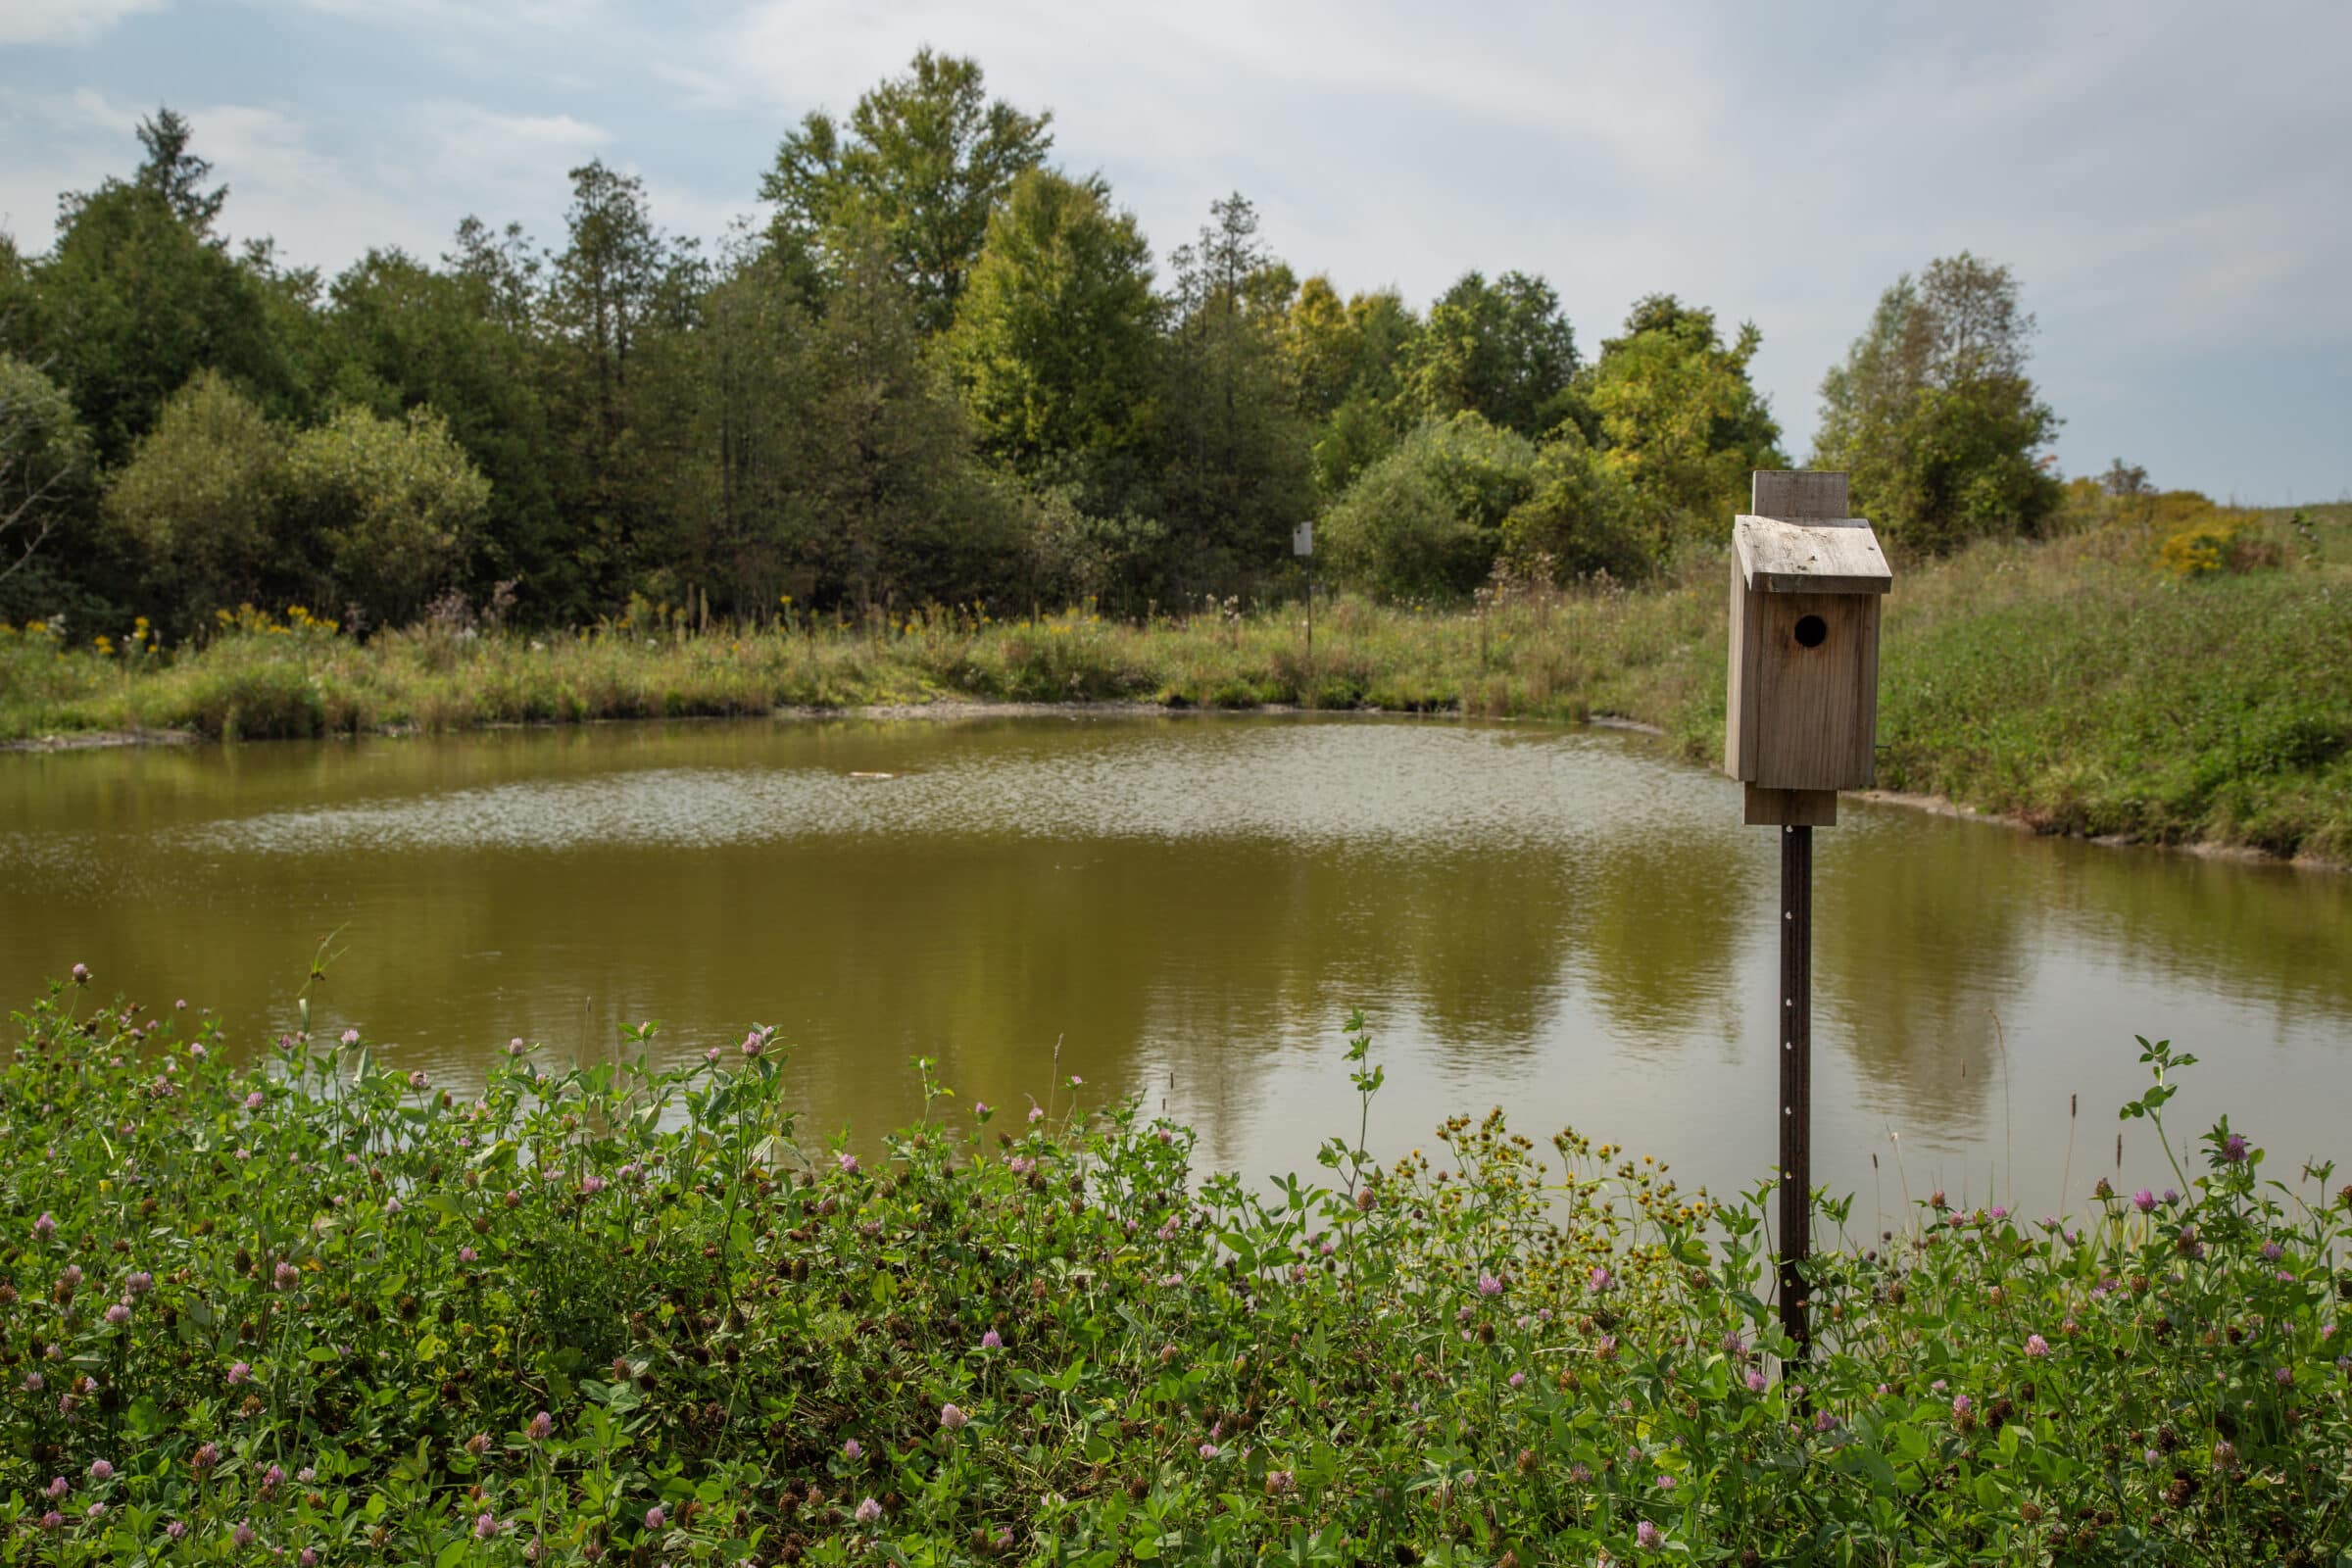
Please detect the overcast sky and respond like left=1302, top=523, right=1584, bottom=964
left=4, top=0, right=2346, bottom=503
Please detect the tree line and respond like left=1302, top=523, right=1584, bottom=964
left=0, top=52, right=2065, bottom=636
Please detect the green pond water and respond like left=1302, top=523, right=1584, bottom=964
left=5, top=713, right=2347, bottom=1216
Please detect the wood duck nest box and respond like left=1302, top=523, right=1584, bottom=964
left=1724, top=471, right=1889, bottom=821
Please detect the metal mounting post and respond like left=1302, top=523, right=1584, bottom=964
left=1779, top=823, right=1813, bottom=1358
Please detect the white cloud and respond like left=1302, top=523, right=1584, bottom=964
left=0, top=0, right=168, bottom=47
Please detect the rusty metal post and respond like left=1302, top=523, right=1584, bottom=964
left=1779, top=823, right=1813, bottom=1358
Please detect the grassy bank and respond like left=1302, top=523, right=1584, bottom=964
left=4, top=981, right=2348, bottom=1562
left=5, top=504, right=2347, bottom=860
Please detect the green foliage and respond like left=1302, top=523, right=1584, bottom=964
left=5, top=986, right=2348, bottom=1561
left=1404, top=270, right=1581, bottom=438
left=1814, top=254, right=2064, bottom=554
left=1320, top=415, right=1537, bottom=599
left=761, top=47, right=1054, bottom=332
left=285, top=404, right=490, bottom=628
left=325, top=247, right=563, bottom=612
left=944, top=170, right=1158, bottom=490
left=1498, top=425, right=1659, bottom=584
left=1583, top=294, right=1785, bottom=545
left=13, top=178, right=296, bottom=466
left=1155, top=195, right=1313, bottom=595
left=0, top=353, right=95, bottom=614
left=104, top=371, right=288, bottom=629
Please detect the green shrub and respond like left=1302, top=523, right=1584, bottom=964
left=3, top=990, right=2346, bottom=1561
left=1319, top=414, right=1536, bottom=599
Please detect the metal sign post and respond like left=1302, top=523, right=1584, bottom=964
left=1292, top=520, right=1314, bottom=662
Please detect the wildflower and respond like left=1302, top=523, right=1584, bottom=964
left=190, top=1042, right=207, bottom=1060
left=466, top=1433, right=490, bottom=1456
left=459, top=1247, right=478, bottom=1264
left=1508, top=1370, right=1526, bottom=1389
left=47, top=1477, right=69, bottom=1499
left=126, top=1271, right=153, bottom=1295
left=1264, top=1468, right=1295, bottom=1495
left=855, top=1496, right=883, bottom=1525
left=407, top=1070, right=428, bottom=1090
left=2276, top=1366, right=2293, bottom=1386
left=940, top=1402, right=968, bottom=1430
left=39, top=1512, right=61, bottom=1532
left=296, top=1467, right=315, bottom=1484
left=1028, top=1105, right=1044, bottom=1124
left=2132, top=1189, right=2157, bottom=1212
left=1990, top=1205, right=2007, bottom=1220
left=527, top=1410, right=553, bottom=1443
left=1637, top=1520, right=1661, bottom=1549
left=227, top=1360, right=252, bottom=1386
left=33, top=1211, right=54, bottom=1241
left=506, top=1036, right=525, bottom=1054
left=704, top=1047, right=720, bottom=1063
left=980, top=1329, right=1004, bottom=1349
left=1745, top=1368, right=1768, bottom=1394
left=22, top=1371, right=41, bottom=1392
left=580, top=1175, right=607, bottom=1197
left=301, top=1550, right=318, bottom=1566
left=836, top=1152, right=859, bottom=1175
left=2162, top=1189, right=2180, bottom=1204
left=505, top=1190, right=520, bottom=1208
left=233, top=1522, right=255, bottom=1548
left=166, top=1520, right=186, bottom=1540
left=974, top=1101, right=992, bottom=1118
left=72, top=963, right=89, bottom=985
left=1814, top=1409, right=1839, bottom=1432
left=644, top=1505, right=665, bottom=1531
left=86, top=1503, right=105, bottom=1520
left=340, top=1029, right=360, bottom=1046
left=1478, top=1272, right=1504, bottom=1297
left=475, top=1513, right=499, bottom=1541
left=192, top=1443, right=219, bottom=1472
left=841, top=1439, right=862, bottom=1460
left=2223, top=1133, right=2249, bottom=1162
left=105, top=1302, right=130, bottom=1326
left=274, top=1261, right=300, bottom=1290
left=2261, top=1241, right=2283, bottom=1262
left=384, top=1197, right=402, bottom=1215
left=244, top=1091, right=265, bottom=1111
left=1198, top=1443, right=1219, bottom=1459
left=1588, top=1265, right=1614, bottom=1294
left=2025, top=1334, right=2051, bottom=1358
left=1951, top=1394, right=1972, bottom=1416
left=87, top=1459, right=112, bottom=1481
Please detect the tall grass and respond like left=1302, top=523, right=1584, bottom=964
left=4, top=505, right=2346, bottom=859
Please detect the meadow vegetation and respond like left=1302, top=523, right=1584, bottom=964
left=4, top=976, right=2347, bottom=1563
left=4, top=495, right=2346, bottom=863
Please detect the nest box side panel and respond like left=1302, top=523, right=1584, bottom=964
left=1725, top=553, right=1761, bottom=779
left=1748, top=593, right=1881, bottom=791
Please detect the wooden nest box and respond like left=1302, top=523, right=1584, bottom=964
left=1724, top=470, right=1889, bottom=827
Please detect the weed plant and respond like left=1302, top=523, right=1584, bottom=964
left=5, top=976, right=2348, bottom=1564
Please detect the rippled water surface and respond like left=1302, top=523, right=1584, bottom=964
left=6, top=714, right=2347, bottom=1213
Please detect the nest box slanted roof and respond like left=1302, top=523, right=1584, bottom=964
left=1733, top=470, right=1889, bottom=596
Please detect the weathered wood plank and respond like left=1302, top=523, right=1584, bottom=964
left=1744, top=783, right=1838, bottom=826
left=1744, top=592, right=1881, bottom=790
left=1733, top=515, right=1891, bottom=595
left=1752, top=469, right=1848, bottom=520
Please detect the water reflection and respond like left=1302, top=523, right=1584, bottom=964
left=2, top=715, right=2346, bottom=1212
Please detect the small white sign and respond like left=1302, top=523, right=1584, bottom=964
left=1292, top=520, right=1313, bottom=558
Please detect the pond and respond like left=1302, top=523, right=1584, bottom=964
left=5, top=713, right=2347, bottom=1219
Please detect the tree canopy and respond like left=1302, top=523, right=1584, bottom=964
left=0, top=76, right=2082, bottom=635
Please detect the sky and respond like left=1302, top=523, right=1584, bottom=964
left=4, top=0, right=2347, bottom=504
